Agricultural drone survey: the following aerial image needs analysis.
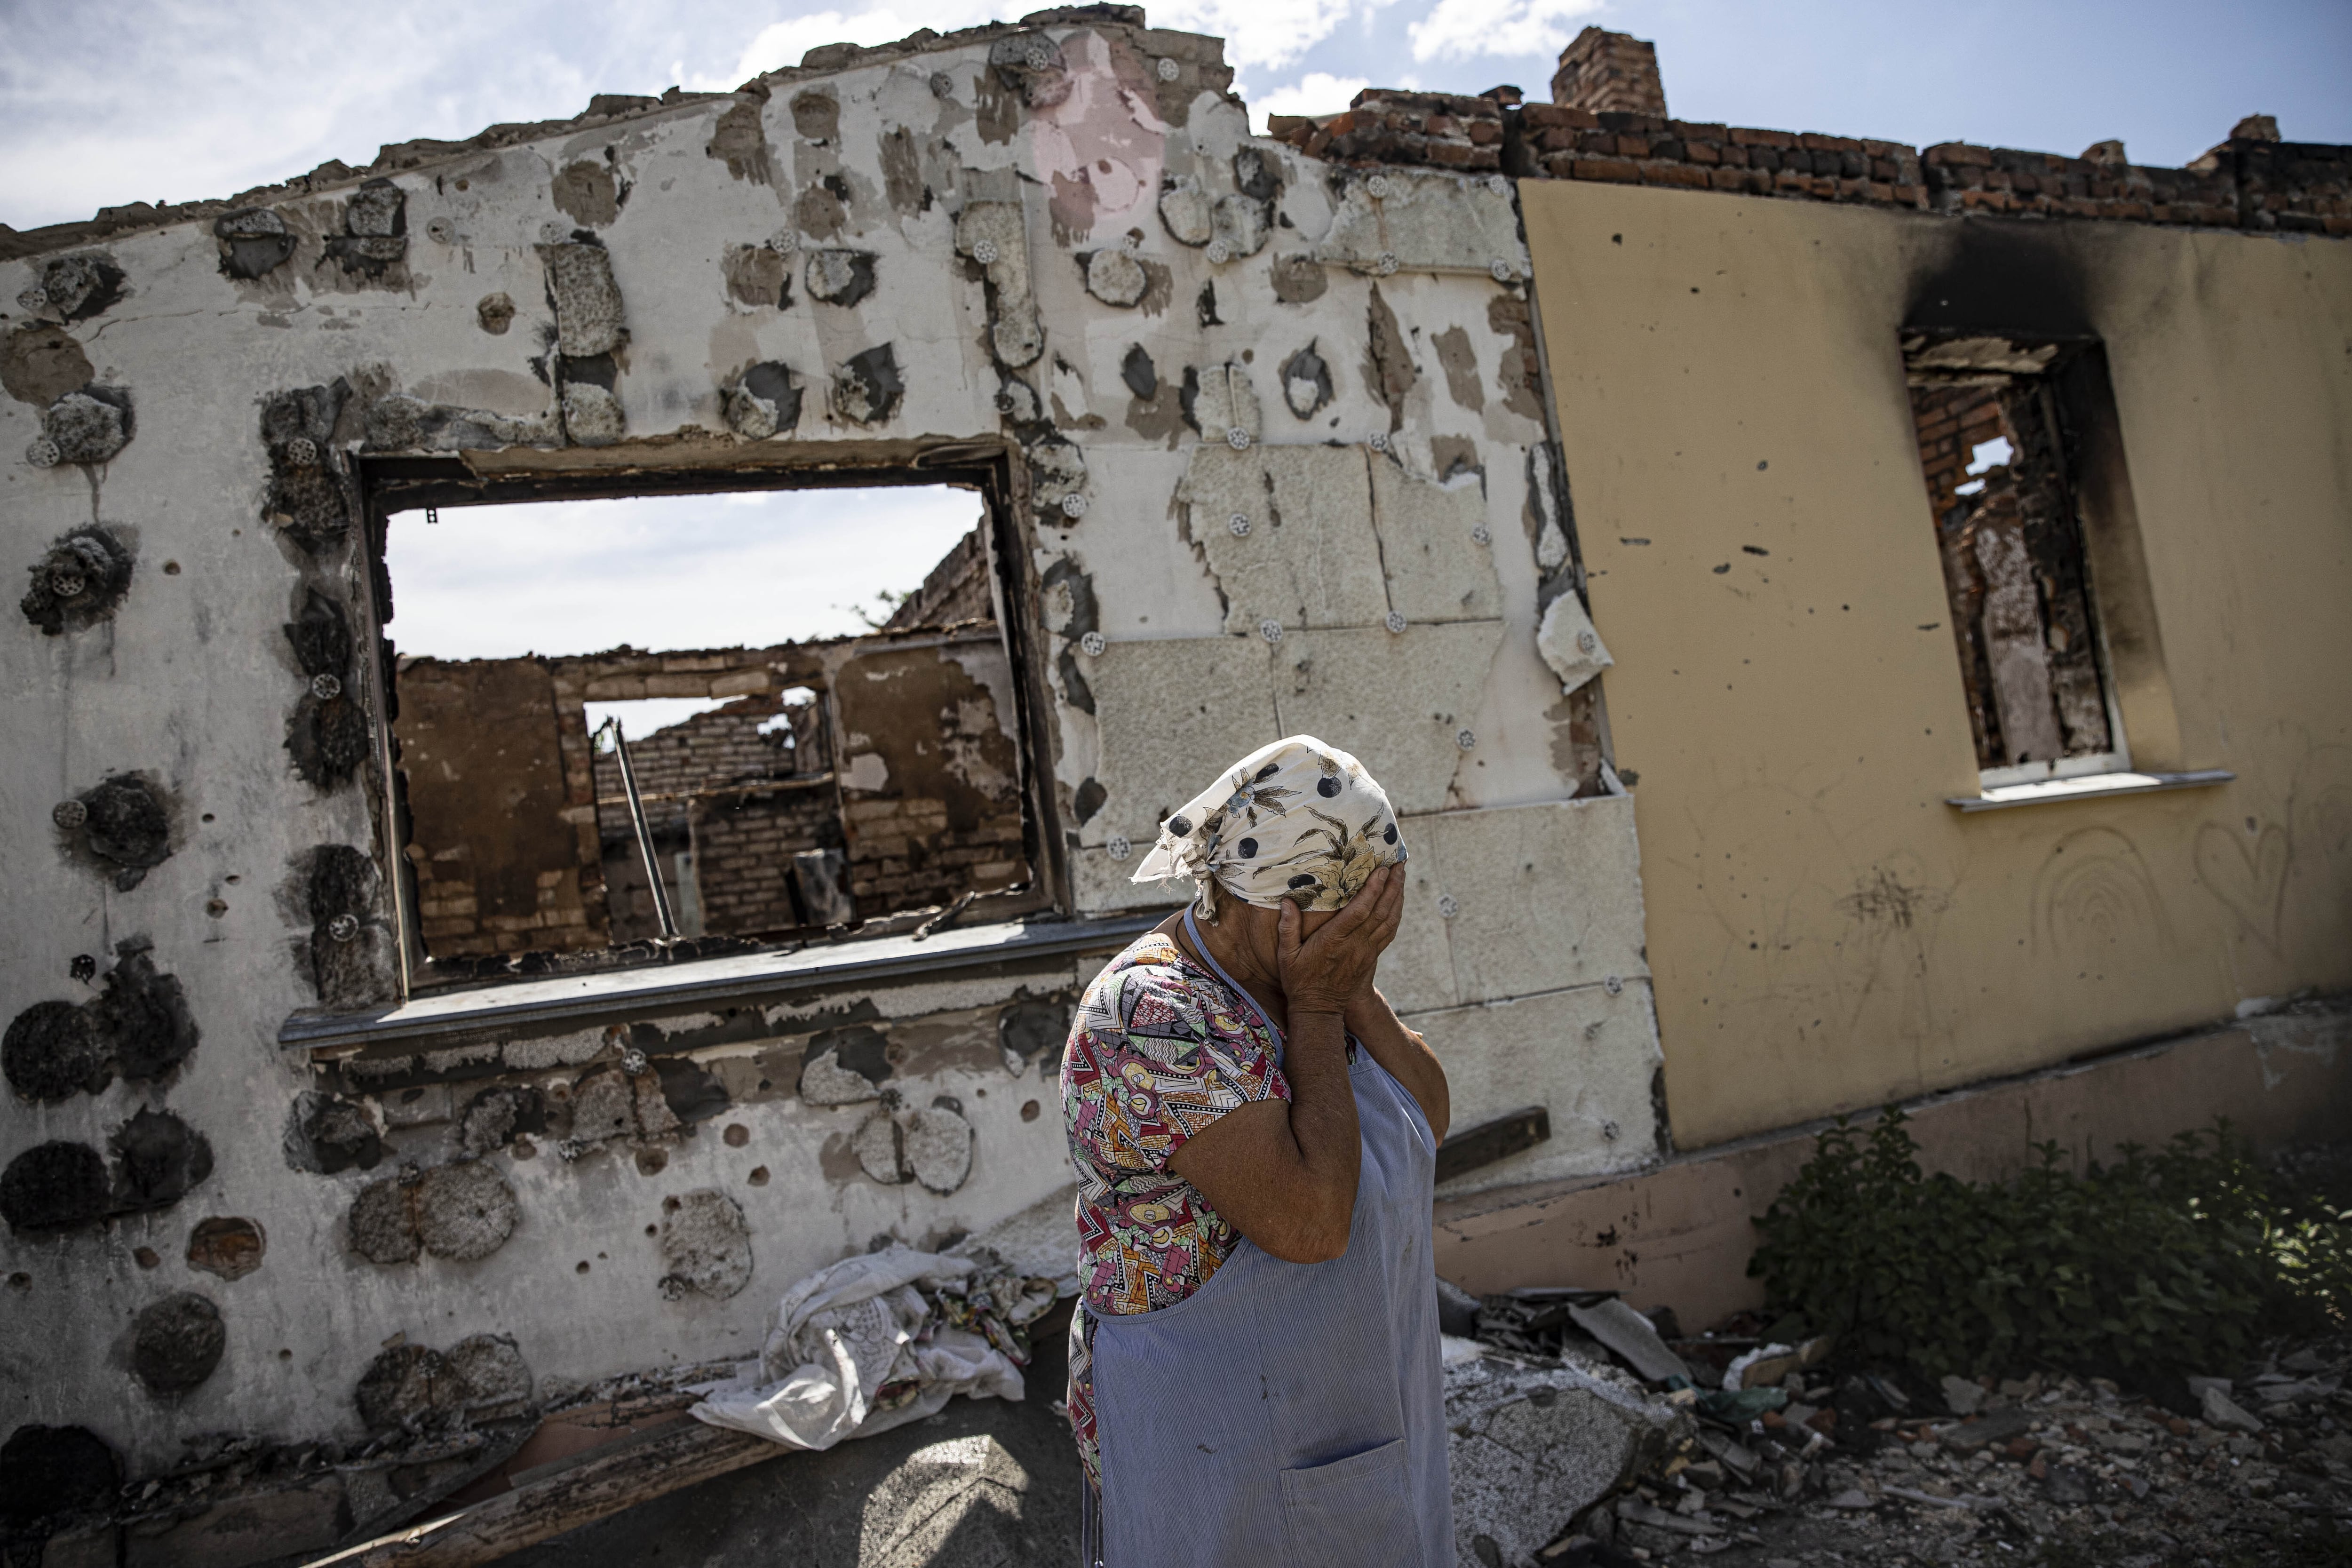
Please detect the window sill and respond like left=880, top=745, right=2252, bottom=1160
left=280, top=912, right=1158, bottom=1056
left=1945, top=768, right=2234, bottom=813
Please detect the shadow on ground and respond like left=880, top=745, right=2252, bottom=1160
left=492, top=1315, right=1081, bottom=1568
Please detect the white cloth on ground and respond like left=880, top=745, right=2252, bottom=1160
left=689, top=1247, right=1025, bottom=1451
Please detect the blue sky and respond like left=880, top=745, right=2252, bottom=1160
left=4, top=0, right=2348, bottom=231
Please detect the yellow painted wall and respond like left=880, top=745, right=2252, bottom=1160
left=1521, top=179, right=2352, bottom=1150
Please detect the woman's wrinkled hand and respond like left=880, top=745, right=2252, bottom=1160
left=1277, top=864, right=1405, bottom=1016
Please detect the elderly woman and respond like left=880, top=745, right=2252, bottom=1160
left=1061, top=736, right=1453, bottom=1567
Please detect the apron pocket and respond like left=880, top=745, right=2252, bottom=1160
left=1278, top=1438, right=1416, bottom=1568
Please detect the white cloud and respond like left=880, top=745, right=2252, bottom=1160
left=1407, top=0, right=1604, bottom=63
left=1152, top=0, right=1365, bottom=71
left=381, top=486, right=982, bottom=661
left=696, top=6, right=1006, bottom=91
left=1251, top=72, right=1371, bottom=129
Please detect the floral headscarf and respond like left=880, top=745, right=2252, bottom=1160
left=1131, top=735, right=1406, bottom=918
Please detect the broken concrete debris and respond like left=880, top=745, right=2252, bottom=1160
left=1462, top=1289, right=2352, bottom=1564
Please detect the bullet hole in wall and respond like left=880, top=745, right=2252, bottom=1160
left=805, top=248, right=878, bottom=307
left=56, top=773, right=172, bottom=890
left=722, top=361, right=803, bottom=439
left=0, top=1143, right=110, bottom=1233
left=324, top=178, right=407, bottom=278
left=0, top=1110, right=210, bottom=1235
left=186, top=1216, right=267, bottom=1281
left=35, top=385, right=134, bottom=466
left=5, top=939, right=198, bottom=1104
left=111, top=1108, right=215, bottom=1210
left=998, top=996, right=1073, bottom=1065
left=1280, top=343, right=1334, bottom=420
left=214, top=207, right=295, bottom=280
left=302, top=844, right=392, bottom=1007
left=3, top=1003, right=107, bottom=1102
left=131, top=1292, right=225, bottom=1394
left=747, top=1166, right=770, bottom=1186
left=0, top=1425, right=121, bottom=1529
left=260, top=382, right=353, bottom=548
left=551, top=160, right=623, bottom=227
left=285, top=592, right=368, bottom=788
left=349, top=1160, right=519, bottom=1266
left=353, top=1333, right=531, bottom=1432
left=723, top=1123, right=750, bottom=1147
left=656, top=1189, right=753, bottom=1300
left=19, top=253, right=126, bottom=323
left=19, top=525, right=132, bottom=636
left=833, top=343, right=903, bottom=424
left=1, top=322, right=93, bottom=407
left=455, top=1084, right=548, bottom=1157
left=808, top=1025, right=892, bottom=1086
left=97, top=939, right=199, bottom=1083
left=283, top=1090, right=384, bottom=1175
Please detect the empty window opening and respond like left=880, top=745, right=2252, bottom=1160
left=375, top=483, right=1034, bottom=985
left=1906, top=336, right=2129, bottom=785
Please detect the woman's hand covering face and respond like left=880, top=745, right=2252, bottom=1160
left=1276, top=864, right=1405, bottom=1016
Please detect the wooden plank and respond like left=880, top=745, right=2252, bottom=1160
left=301, top=1418, right=786, bottom=1568
left=1436, top=1105, right=1549, bottom=1184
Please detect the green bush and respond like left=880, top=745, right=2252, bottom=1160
left=1748, top=1109, right=2351, bottom=1378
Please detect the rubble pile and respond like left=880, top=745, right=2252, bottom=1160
left=1462, top=1291, right=2352, bottom=1565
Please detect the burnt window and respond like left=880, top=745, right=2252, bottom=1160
left=358, top=466, right=1049, bottom=992
left=1906, top=336, right=2131, bottom=786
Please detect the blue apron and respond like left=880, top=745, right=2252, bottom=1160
left=1085, top=910, right=1451, bottom=1567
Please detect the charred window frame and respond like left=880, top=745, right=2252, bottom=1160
left=1905, top=334, right=2155, bottom=790
left=349, top=450, right=1069, bottom=999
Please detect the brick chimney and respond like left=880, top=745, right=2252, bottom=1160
left=1550, top=27, right=1667, bottom=117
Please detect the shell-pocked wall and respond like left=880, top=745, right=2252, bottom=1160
left=0, top=8, right=1659, bottom=1481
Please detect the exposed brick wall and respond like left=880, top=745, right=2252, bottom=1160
left=2239, top=141, right=2352, bottom=234
left=1274, top=90, right=1505, bottom=173
left=1921, top=143, right=2239, bottom=225
left=1270, top=25, right=2350, bottom=237
left=1913, top=383, right=2012, bottom=524
left=688, top=787, right=842, bottom=938
left=842, top=796, right=1026, bottom=912
left=883, top=524, right=995, bottom=631
left=592, top=697, right=838, bottom=941
left=1519, top=108, right=1926, bottom=207
left=590, top=696, right=819, bottom=834
left=1550, top=26, right=1666, bottom=118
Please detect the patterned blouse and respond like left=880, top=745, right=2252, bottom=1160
left=1060, top=928, right=1289, bottom=1493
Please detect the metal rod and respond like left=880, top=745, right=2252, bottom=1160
left=603, top=717, right=677, bottom=942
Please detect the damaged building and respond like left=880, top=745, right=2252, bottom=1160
left=1, top=7, right=2347, bottom=1562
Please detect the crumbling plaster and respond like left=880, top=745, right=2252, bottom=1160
left=0, top=12, right=1657, bottom=1474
